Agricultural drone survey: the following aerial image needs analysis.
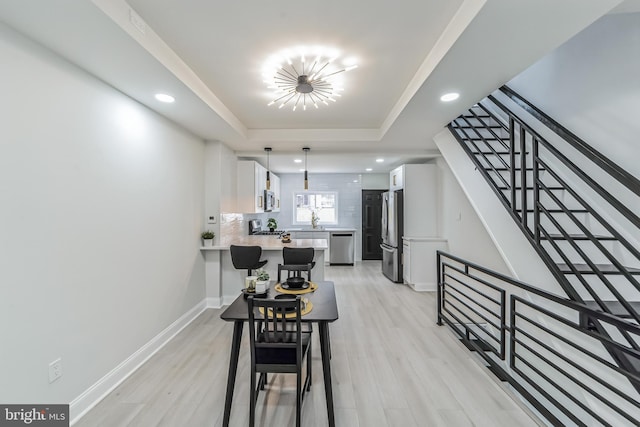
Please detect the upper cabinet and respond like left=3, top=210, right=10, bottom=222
left=390, top=165, right=404, bottom=191
left=237, top=160, right=280, bottom=213
left=237, top=160, right=266, bottom=213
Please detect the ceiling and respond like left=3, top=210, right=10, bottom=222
left=0, top=0, right=628, bottom=173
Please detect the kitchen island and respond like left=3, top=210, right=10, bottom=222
left=201, top=236, right=328, bottom=306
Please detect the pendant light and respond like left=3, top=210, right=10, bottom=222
left=265, top=147, right=272, bottom=190
left=303, top=147, right=310, bottom=190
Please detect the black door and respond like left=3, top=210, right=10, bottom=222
left=361, top=190, right=384, bottom=260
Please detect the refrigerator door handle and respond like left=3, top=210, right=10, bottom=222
left=380, top=244, right=395, bottom=252
left=381, top=198, right=388, bottom=241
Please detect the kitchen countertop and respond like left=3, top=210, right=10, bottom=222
left=201, top=235, right=328, bottom=251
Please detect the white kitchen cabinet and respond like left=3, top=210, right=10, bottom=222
left=390, top=165, right=404, bottom=191
left=291, top=231, right=329, bottom=240
left=403, top=237, right=448, bottom=291
left=237, top=160, right=268, bottom=213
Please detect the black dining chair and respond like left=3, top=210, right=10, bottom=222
left=281, top=247, right=315, bottom=281
left=230, top=245, right=268, bottom=276
left=247, top=296, right=312, bottom=427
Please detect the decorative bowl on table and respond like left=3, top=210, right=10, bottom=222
left=285, top=276, right=306, bottom=289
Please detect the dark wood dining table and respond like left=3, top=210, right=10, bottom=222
left=220, top=280, right=339, bottom=427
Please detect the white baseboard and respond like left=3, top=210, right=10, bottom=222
left=207, top=295, right=242, bottom=309
left=407, top=281, right=437, bottom=292
left=69, top=300, right=207, bottom=425
left=222, top=295, right=237, bottom=306
left=206, top=296, right=223, bottom=308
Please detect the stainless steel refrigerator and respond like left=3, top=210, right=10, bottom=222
left=381, top=190, right=403, bottom=282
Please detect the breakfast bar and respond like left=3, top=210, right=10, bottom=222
left=200, top=236, right=328, bottom=307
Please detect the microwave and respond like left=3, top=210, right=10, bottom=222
left=264, top=190, right=275, bottom=211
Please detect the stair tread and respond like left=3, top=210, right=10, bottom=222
left=583, top=300, right=640, bottom=317
left=558, top=263, right=640, bottom=274
left=541, top=234, right=616, bottom=241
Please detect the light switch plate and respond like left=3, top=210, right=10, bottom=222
left=49, top=358, right=62, bottom=383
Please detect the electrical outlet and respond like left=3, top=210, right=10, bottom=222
left=207, top=215, right=217, bottom=224
left=49, top=358, right=62, bottom=383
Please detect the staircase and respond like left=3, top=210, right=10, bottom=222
left=448, top=86, right=640, bottom=380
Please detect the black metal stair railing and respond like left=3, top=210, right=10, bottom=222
left=447, top=85, right=640, bottom=384
left=448, top=86, right=640, bottom=321
left=437, top=251, right=640, bottom=426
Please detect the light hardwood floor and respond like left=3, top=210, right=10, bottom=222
left=75, top=261, right=542, bottom=427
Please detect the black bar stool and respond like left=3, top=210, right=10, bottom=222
left=230, top=245, right=268, bottom=276
left=282, top=247, right=315, bottom=280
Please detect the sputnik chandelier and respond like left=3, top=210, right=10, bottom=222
left=263, top=47, right=357, bottom=111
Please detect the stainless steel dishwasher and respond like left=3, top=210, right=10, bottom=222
left=329, top=231, right=355, bottom=265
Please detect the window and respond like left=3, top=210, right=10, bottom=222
left=294, top=192, right=338, bottom=225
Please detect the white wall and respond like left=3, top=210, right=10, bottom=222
left=507, top=12, right=640, bottom=180
left=437, top=158, right=511, bottom=274
left=0, top=23, right=206, bottom=408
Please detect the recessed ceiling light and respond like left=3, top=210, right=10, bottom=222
left=353, top=180, right=358, bottom=183
left=376, top=158, right=384, bottom=163
left=294, top=159, right=302, bottom=163
left=155, top=93, right=175, bottom=103
left=440, top=92, right=460, bottom=102
left=366, top=168, right=372, bottom=172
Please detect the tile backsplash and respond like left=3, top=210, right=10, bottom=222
left=220, top=212, right=268, bottom=236
left=277, top=173, right=362, bottom=230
